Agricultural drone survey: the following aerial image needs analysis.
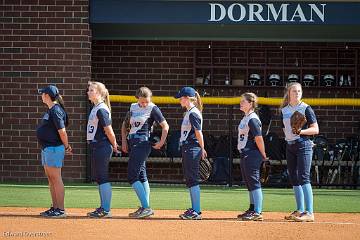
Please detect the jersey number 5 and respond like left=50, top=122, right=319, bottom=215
left=239, top=134, right=245, bottom=141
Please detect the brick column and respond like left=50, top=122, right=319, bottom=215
left=0, top=0, right=91, bottom=182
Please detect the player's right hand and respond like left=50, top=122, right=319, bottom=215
left=65, top=145, right=73, bottom=155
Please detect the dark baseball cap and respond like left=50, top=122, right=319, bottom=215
left=175, top=87, right=196, bottom=98
left=38, top=85, right=59, bottom=98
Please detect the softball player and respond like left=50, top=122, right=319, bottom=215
left=37, top=85, right=72, bottom=218
left=175, top=87, right=207, bottom=220
left=281, top=82, right=319, bottom=222
left=86, top=81, right=119, bottom=218
left=121, top=87, right=169, bottom=218
left=237, top=93, right=267, bottom=221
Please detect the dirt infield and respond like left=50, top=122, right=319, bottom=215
left=1, top=208, right=360, bottom=240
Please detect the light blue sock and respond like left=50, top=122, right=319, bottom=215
left=251, top=188, right=263, bottom=214
left=142, top=181, right=150, bottom=207
left=293, top=185, right=305, bottom=212
left=189, top=188, right=194, bottom=210
left=301, top=183, right=313, bottom=213
left=189, top=185, right=201, bottom=214
left=249, top=191, right=254, bottom=204
left=99, top=182, right=112, bottom=212
left=132, top=181, right=149, bottom=208
left=98, top=185, right=103, bottom=208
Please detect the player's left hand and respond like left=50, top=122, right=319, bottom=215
left=152, top=141, right=164, bottom=150
left=260, top=160, right=271, bottom=184
left=112, top=143, right=120, bottom=154
left=201, top=149, right=207, bottom=160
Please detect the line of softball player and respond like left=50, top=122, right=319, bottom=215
left=37, top=82, right=317, bottom=222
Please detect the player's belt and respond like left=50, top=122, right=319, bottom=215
left=128, top=134, right=149, bottom=141
left=180, top=140, right=199, bottom=146
left=87, top=137, right=108, bottom=144
left=239, top=148, right=251, bottom=153
left=287, top=138, right=305, bottom=145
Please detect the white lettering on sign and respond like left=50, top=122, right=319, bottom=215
left=209, top=3, right=326, bottom=23
left=228, top=3, right=246, bottom=22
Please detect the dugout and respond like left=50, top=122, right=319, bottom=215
left=1, top=0, right=360, bottom=186
left=88, top=0, right=360, bottom=187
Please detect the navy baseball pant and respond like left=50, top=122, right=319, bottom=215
left=286, top=139, right=313, bottom=186
left=127, top=139, right=151, bottom=184
left=181, top=144, right=201, bottom=188
left=90, top=140, right=113, bottom=185
left=240, top=149, right=262, bottom=191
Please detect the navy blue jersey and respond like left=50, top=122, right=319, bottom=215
left=36, top=104, right=67, bottom=149
left=128, top=103, right=165, bottom=137
left=180, top=106, right=202, bottom=144
left=87, top=102, right=111, bottom=142
left=281, top=102, right=317, bottom=141
left=237, top=112, right=262, bottom=151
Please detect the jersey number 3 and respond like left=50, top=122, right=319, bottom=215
left=88, top=125, right=94, bottom=133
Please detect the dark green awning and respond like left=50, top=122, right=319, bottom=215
left=91, top=23, right=360, bottom=42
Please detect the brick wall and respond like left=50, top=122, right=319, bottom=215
left=0, top=0, right=91, bottom=182
left=92, top=40, right=360, bottom=182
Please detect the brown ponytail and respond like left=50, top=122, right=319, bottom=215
left=135, top=87, right=152, bottom=99
left=51, top=94, right=69, bottom=127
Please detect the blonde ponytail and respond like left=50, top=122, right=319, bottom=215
left=88, top=81, right=112, bottom=112
left=241, top=92, right=258, bottom=110
left=103, top=91, right=111, bottom=113
left=190, top=91, right=203, bottom=112
left=280, top=82, right=302, bottom=109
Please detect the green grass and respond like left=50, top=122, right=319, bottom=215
left=0, top=183, right=360, bottom=213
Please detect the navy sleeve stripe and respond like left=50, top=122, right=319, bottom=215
left=151, top=106, right=165, bottom=123
left=248, top=118, right=262, bottom=136
left=189, top=112, right=202, bottom=130
left=97, top=108, right=112, bottom=127
left=305, top=106, right=317, bottom=125
left=51, top=105, right=66, bottom=130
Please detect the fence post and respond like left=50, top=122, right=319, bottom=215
left=86, top=98, right=92, bottom=182
left=228, top=106, right=234, bottom=187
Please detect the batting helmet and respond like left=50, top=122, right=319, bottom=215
left=268, top=74, right=281, bottom=86
left=248, top=73, right=261, bottom=86
left=287, top=74, right=299, bottom=83
left=303, top=74, right=315, bottom=86
left=322, top=74, right=335, bottom=87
